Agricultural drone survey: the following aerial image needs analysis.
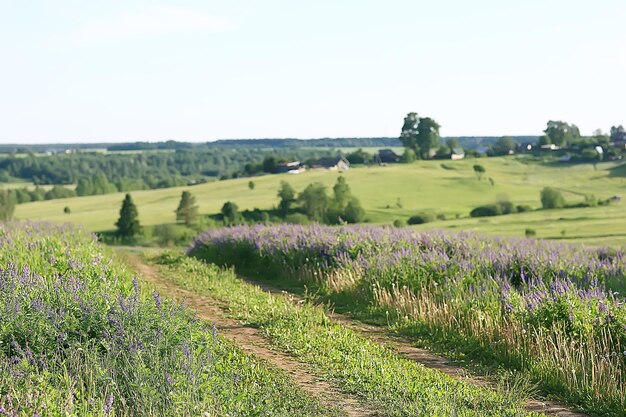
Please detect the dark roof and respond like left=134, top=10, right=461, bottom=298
left=277, top=161, right=301, bottom=167
left=378, top=149, right=399, bottom=156
left=310, top=156, right=348, bottom=168
left=377, top=149, right=400, bottom=163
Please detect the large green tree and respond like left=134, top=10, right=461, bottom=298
left=610, top=125, right=625, bottom=140
left=399, top=113, right=441, bottom=159
left=332, top=176, right=352, bottom=211
left=540, top=187, right=565, bottom=209
left=544, top=121, right=580, bottom=147
left=399, top=112, right=420, bottom=156
left=416, top=117, right=441, bottom=159
left=115, top=194, right=141, bottom=237
left=175, top=190, right=199, bottom=226
left=298, top=182, right=329, bottom=222
left=221, top=201, right=240, bottom=225
left=76, top=177, right=93, bottom=196
left=493, top=136, right=516, bottom=155
left=277, top=181, right=296, bottom=216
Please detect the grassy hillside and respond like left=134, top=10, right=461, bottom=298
left=15, top=156, right=626, bottom=246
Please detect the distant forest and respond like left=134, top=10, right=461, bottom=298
left=0, top=136, right=539, bottom=154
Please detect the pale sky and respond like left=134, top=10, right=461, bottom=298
left=1, top=1, right=625, bottom=143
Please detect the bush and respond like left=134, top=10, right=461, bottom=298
left=63, top=206, right=71, bottom=214
left=393, top=219, right=406, bottom=227
left=499, top=201, right=517, bottom=215
left=221, top=201, right=241, bottom=225
left=516, top=205, right=533, bottom=213
left=407, top=212, right=436, bottom=225
left=470, top=204, right=501, bottom=217
left=525, top=228, right=537, bottom=237
left=343, top=197, right=366, bottom=223
left=540, top=187, right=565, bottom=209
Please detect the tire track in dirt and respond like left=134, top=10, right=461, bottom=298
left=237, top=276, right=588, bottom=417
left=126, top=255, right=381, bottom=417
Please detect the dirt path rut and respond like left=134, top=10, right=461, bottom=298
left=239, top=276, right=587, bottom=417
left=127, top=256, right=380, bottom=417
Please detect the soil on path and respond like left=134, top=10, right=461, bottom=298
left=125, top=255, right=380, bottom=417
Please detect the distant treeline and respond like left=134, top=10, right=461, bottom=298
left=0, top=148, right=342, bottom=206
left=0, top=136, right=540, bottom=154
left=205, top=137, right=402, bottom=148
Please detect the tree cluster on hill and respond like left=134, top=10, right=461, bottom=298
left=214, top=177, right=366, bottom=227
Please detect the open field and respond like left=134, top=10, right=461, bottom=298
left=14, top=156, right=626, bottom=246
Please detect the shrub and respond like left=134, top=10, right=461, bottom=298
left=407, top=212, right=436, bottom=225
left=525, top=228, right=537, bottom=237
left=470, top=204, right=501, bottom=217
left=343, top=197, right=366, bottom=223
left=393, top=219, right=406, bottom=227
left=498, top=201, right=517, bottom=215
left=63, top=206, right=71, bottom=214
left=516, top=205, right=533, bottom=213
left=540, top=187, right=565, bottom=209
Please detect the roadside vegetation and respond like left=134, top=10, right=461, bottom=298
left=0, top=222, right=337, bottom=416
left=189, top=224, right=626, bottom=416
left=149, top=251, right=546, bottom=417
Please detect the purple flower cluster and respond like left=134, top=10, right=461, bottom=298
left=190, top=224, right=626, bottom=338
left=0, top=222, right=217, bottom=414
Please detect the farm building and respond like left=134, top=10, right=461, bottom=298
left=450, top=148, right=465, bottom=160
left=309, top=156, right=350, bottom=171
left=376, top=149, right=400, bottom=164
left=275, top=161, right=304, bottom=174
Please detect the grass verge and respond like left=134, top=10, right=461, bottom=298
left=148, top=250, right=546, bottom=417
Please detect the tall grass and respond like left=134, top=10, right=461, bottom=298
left=190, top=224, right=626, bottom=415
left=0, top=222, right=334, bottom=416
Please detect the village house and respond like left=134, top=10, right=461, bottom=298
left=376, top=149, right=401, bottom=164
left=309, top=156, right=350, bottom=171
left=275, top=161, right=304, bottom=174
left=450, top=148, right=465, bottom=160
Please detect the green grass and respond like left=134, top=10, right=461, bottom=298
left=0, top=223, right=339, bottom=416
left=149, top=251, right=547, bottom=417
left=14, top=156, right=626, bottom=245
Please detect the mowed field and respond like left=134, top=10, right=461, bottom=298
left=15, top=156, right=626, bottom=246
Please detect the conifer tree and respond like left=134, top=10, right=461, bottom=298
left=175, top=191, right=198, bottom=226
left=115, top=194, right=141, bottom=237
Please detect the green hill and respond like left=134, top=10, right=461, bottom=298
left=15, top=156, right=626, bottom=246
